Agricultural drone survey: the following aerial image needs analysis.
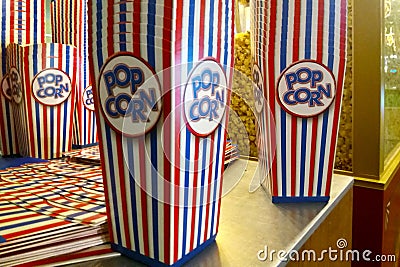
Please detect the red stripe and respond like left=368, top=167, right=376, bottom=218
left=188, top=0, right=207, bottom=250
left=216, top=0, right=235, bottom=235
left=189, top=137, right=200, bottom=251
left=68, top=47, right=78, bottom=154
left=0, top=204, right=21, bottom=212
left=87, top=0, right=115, bottom=244
left=199, top=0, right=206, bottom=59
left=289, top=0, right=301, bottom=197
left=24, top=47, right=35, bottom=157
left=17, top=247, right=113, bottom=267
left=317, top=0, right=325, bottom=62
left=80, top=213, right=106, bottom=225
left=163, top=0, right=173, bottom=263
left=308, top=0, right=325, bottom=196
left=25, top=0, right=30, bottom=44
left=174, top=0, right=184, bottom=261
left=0, top=212, right=42, bottom=224
left=293, top=0, right=301, bottom=60
left=203, top=134, right=214, bottom=242
left=56, top=45, right=62, bottom=157
left=2, top=221, right=70, bottom=240
left=10, top=0, right=15, bottom=43
left=42, top=45, right=49, bottom=159
left=138, top=137, right=150, bottom=255
left=115, top=134, right=132, bottom=249
left=40, top=0, right=45, bottom=42
left=268, top=0, right=278, bottom=196
left=325, top=0, right=347, bottom=196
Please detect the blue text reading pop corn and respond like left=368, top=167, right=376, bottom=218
left=32, top=69, right=72, bottom=106
left=188, top=68, right=225, bottom=122
left=184, top=59, right=228, bottom=136
left=277, top=61, right=336, bottom=117
left=98, top=54, right=162, bottom=136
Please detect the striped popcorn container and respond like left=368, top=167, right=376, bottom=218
left=89, top=0, right=234, bottom=266
left=10, top=43, right=78, bottom=159
left=51, top=0, right=98, bottom=147
left=1, top=43, right=22, bottom=156
left=252, top=0, right=347, bottom=203
left=0, top=0, right=45, bottom=156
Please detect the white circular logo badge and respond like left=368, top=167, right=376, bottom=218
left=1, top=74, right=12, bottom=102
left=8, top=67, right=23, bottom=104
left=32, top=68, right=72, bottom=106
left=99, top=53, right=162, bottom=137
left=252, top=63, right=264, bottom=114
left=83, top=85, right=95, bottom=111
left=183, top=59, right=228, bottom=137
left=277, top=61, right=336, bottom=117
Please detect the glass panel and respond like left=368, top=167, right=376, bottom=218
left=229, top=2, right=257, bottom=158
left=384, top=0, right=400, bottom=164
left=335, top=0, right=353, bottom=172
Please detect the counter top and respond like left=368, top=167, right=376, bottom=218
left=66, top=159, right=354, bottom=267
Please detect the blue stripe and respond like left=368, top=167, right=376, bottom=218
left=196, top=139, right=208, bottom=246
left=118, top=3, right=127, bottom=51
left=0, top=209, right=28, bottom=217
left=127, top=138, right=140, bottom=251
left=1, top=3, right=6, bottom=73
left=317, top=112, right=329, bottom=195
left=210, top=126, right=222, bottom=236
left=182, top=129, right=191, bottom=256
left=83, top=102, right=88, bottom=144
left=305, top=0, right=313, bottom=59
left=33, top=0, right=38, bottom=43
left=0, top=216, right=53, bottom=231
left=299, top=119, right=307, bottom=197
left=181, top=0, right=196, bottom=256
left=317, top=0, right=336, bottom=196
left=50, top=45, right=55, bottom=157
left=207, top=0, right=215, bottom=56
left=18, top=2, right=23, bottom=44
left=105, top=126, right=122, bottom=244
left=96, top=2, right=104, bottom=69
left=0, top=235, right=5, bottom=243
left=92, top=113, right=97, bottom=143
left=33, top=45, right=42, bottom=157
left=62, top=46, right=69, bottom=152
left=328, top=0, right=335, bottom=68
left=146, top=6, right=159, bottom=260
left=223, top=0, right=229, bottom=68
left=280, top=1, right=289, bottom=197
left=280, top=0, right=289, bottom=70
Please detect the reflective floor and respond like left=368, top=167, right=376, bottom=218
left=66, top=159, right=353, bottom=267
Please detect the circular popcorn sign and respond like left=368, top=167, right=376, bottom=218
left=252, top=63, right=264, bottom=114
left=1, top=74, right=12, bottom=101
left=98, top=53, right=162, bottom=137
left=183, top=59, right=228, bottom=137
left=32, top=68, right=72, bottom=106
left=83, top=85, right=95, bottom=111
left=276, top=60, right=336, bottom=117
left=8, top=67, right=23, bottom=104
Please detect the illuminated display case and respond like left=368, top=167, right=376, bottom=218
left=345, top=0, right=400, bottom=264
left=335, top=0, right=400, bottom=185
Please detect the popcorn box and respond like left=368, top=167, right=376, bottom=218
left=252, top=0, right=348, bottom=203
left=0, top=0, right=46, bottom=156
left=89, top=0, right=234, bottom=265
left=51, top=0, right=98, bottom=147
left=8, top=43, right=78, bottom=159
